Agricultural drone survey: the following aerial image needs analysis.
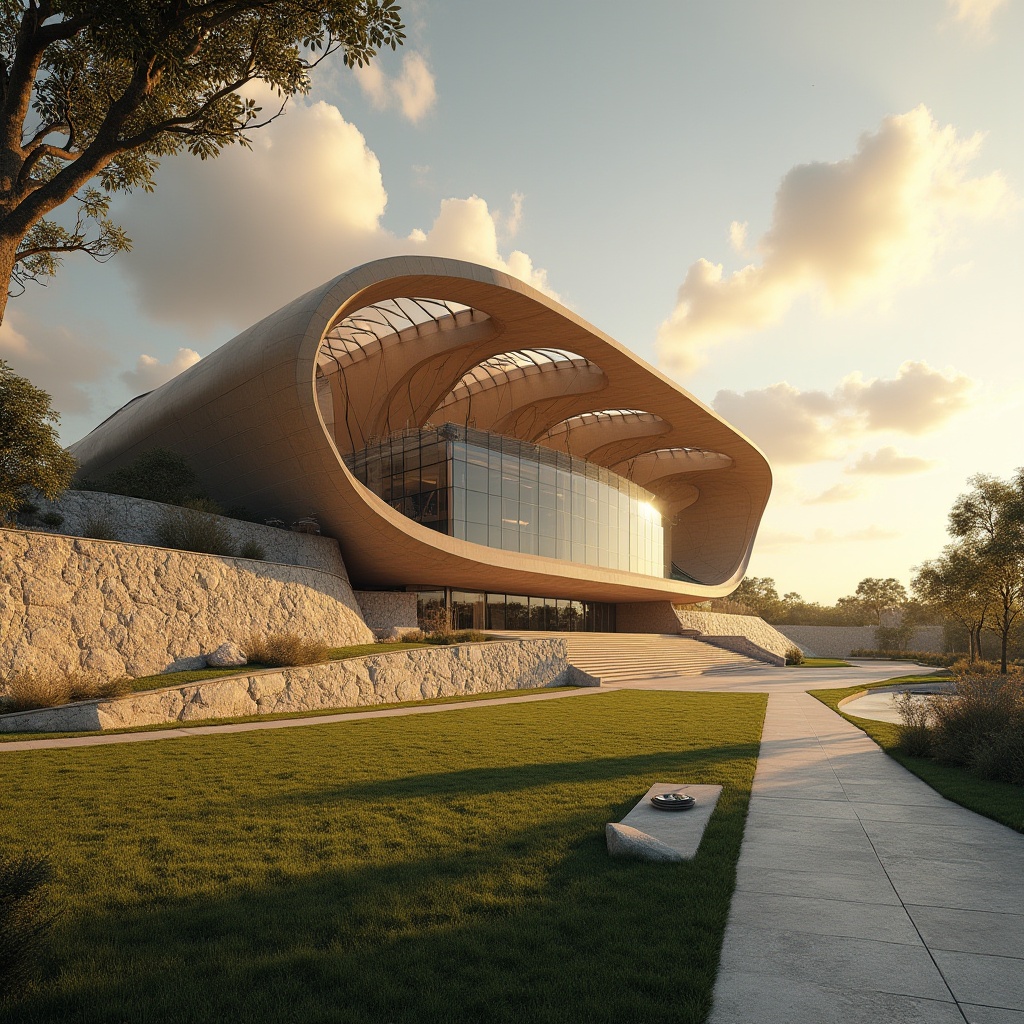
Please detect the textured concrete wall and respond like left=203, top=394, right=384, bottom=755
left=672, top=609, right=795, bottom=660
left=777, top=624, right=948, bottom=658
left=354, top=591, right=419, bottom=630
left=615, top=602, right=690, bottom=634
left=28, top=490, right=349, bottom=576
left=0, top=528, right=373, bottom=679
left=0, top=639, right=588, bottom=732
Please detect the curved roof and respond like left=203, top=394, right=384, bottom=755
left=70, top=256, right=772, bottom=602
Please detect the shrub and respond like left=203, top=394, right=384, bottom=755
left=81, top=516, right=118, bottom=541
left=90, top=448, right=202, bottom=506
left=3, top=673, right=132, bottom=712
left=894, top=691, right=933, bottom=758
left=38, top=510, right=64, bottom=528
left=930, top=673, right=1024, bottom=780
left=949, top=658, right=1005, bottom=676
left=182, top=496, right=225, bottom=515
left=157, top=506, right=236, bottom=556
left=0, top=853, right=58, bottom=1002
left=848, top=649, right=956, bottom=667
left=784, top=645, right=804, bottom=666
left=241, top=633, right=330, bottom=667
left=237, top=541, right=267, bottom=560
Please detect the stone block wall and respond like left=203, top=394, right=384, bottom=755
left=0, top=528, right=373, bottom=679
left=0, top=639, right=588, bottom=733
left=354, top=591, right=419, bottom=631
left=615, top=602, right=692, bottom=634
left=27, top=490, right=349, bottom=576
left=777, top=624, right=948, bottom=658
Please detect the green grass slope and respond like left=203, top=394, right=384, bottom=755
left=0, top=689, right=765, bottom=1024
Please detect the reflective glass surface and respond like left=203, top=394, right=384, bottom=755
left=345, top=425, right=668, bottom=578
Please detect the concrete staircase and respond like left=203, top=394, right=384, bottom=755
left=495, top=631, right=765, bottom=684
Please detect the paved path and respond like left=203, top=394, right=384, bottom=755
left=710, top=691, right=1024, bottom=1024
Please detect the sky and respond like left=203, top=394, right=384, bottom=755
left=3, top=0, right=1022, bottom=603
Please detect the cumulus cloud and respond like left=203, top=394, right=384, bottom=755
left=658, top=105, right=1013, bottom=372
left=805, top=483, right=860, bottom=505
left=713, top=360, right=975, bottom=464
left=355, top=52, right=437, bottom=122
left=757, top=525, right=899, bottom=549
left=847, top=447, right=935, bottom=475
left=947, top=0, right=1007, bottom=37
left=121, top=348, right=201, bottom=393
left=115, top=96, right=553, bottom=330
left=0, top=312, right=115, bottom=414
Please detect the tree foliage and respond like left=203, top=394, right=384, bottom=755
left=0, top=0, right=405, bottom=319
left=854, top=577, right=908, bottom=625
left=946, top=472, right=1024, bottom=674
left=0, top=357, right=75, bottom=520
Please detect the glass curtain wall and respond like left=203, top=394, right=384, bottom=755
left=345, top=425, right=667, bottom=578
left=415, top=589, right=615, bottom=632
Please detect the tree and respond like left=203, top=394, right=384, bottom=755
left=731, top=576, right=781, bottom=619
left=948, top=473, right=1024, bottom=673
left=854, top=577, right=908, bottom=626
left=0, top=0, right=405, bottom=321
left=0, top=358, right=75, bottom=519
left=913, top=542, right=991, bottom=663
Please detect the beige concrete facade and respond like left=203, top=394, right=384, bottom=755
left=70, top=257, right=771, bottom=605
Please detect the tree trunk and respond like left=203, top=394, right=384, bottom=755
left=0, top=229, right=19, bottom=324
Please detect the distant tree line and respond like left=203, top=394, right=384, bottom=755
left=720, top=471, right=1024, bottom=674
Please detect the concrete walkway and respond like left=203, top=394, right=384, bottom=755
left=710, top=691, right=1024, bottom=1024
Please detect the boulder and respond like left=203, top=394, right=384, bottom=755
left=605, top=823, right=685, bottom=862
left=206, top=642, right=247, bottom=668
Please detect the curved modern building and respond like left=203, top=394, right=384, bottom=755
left=71, top=257, right=772, bottom=631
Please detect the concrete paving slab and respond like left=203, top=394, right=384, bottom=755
left=711, top=973, right=965, bottom=1024
left=963, top=1004, right=1024, bottom=1023
left=735, top=864, right=902, bottom=905
left=726, top=891, right=922, bottom=944
left=907, top=906, right=1024, bottom=958
left=932, top=949, right=1024, bottom=1011
left=717, top=927, right=954, bottom=1001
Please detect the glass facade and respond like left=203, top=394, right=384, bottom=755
left=346, top=425, right=669, bottom=578
left=414, top=589, right=616, bottom=633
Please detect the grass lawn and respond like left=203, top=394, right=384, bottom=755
left=793, top=658, right=850, bottom=668
left=809, top=676, right=1024, bottom=834
left=0, top=689, right=765, bottom=1024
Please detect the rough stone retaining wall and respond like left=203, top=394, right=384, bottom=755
left=0, top=639, right=592, bottom=733
left=777, top=624, right=948, bottom=658
left=615, top=602, right=791, bottom=665
left=0, top=528, right=372, bottom=679
left=28, top=490, right=349, bottom=576
left=671, top=609, right=795, bottom=660
left=354, top=591, right=419, bottom=631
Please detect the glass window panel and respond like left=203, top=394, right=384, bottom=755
left=415, top=590, right=446, bottom=631
left=489, top=525, right=503, bottom=547
left=489, top=494, right=502, bottom=527
left=501, top=496, right=519, bottom=526
left=467, top=462, right=487, bottom=492
left=502, top=471, right=518, bottom=498
left=506, top=597, right=529, bottom=629
left=520, top=531, right=538, bottom=555
left=454, top=488, right=466, bottom=522
left=486, top=593, right=506, bottom=630
left=502, top=529, right=518, bottom=551
left=467, top=491, right=487, bottom=524
left=539, top=506, right=556, bottom=537
left=452, top=459, right=467, bottom=490
left=539, top=463, right=555, bottom=486
left=539, top=484, right=556, bottom=508
left=539, top=535, right=555, bottom=558
left=520, top=478, right=537, bottom=506
left=489, top=468, right=502, bottom=494
left=453, top=519, right=466, bottom=540
left=467, top=522, right=488, bottom=546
